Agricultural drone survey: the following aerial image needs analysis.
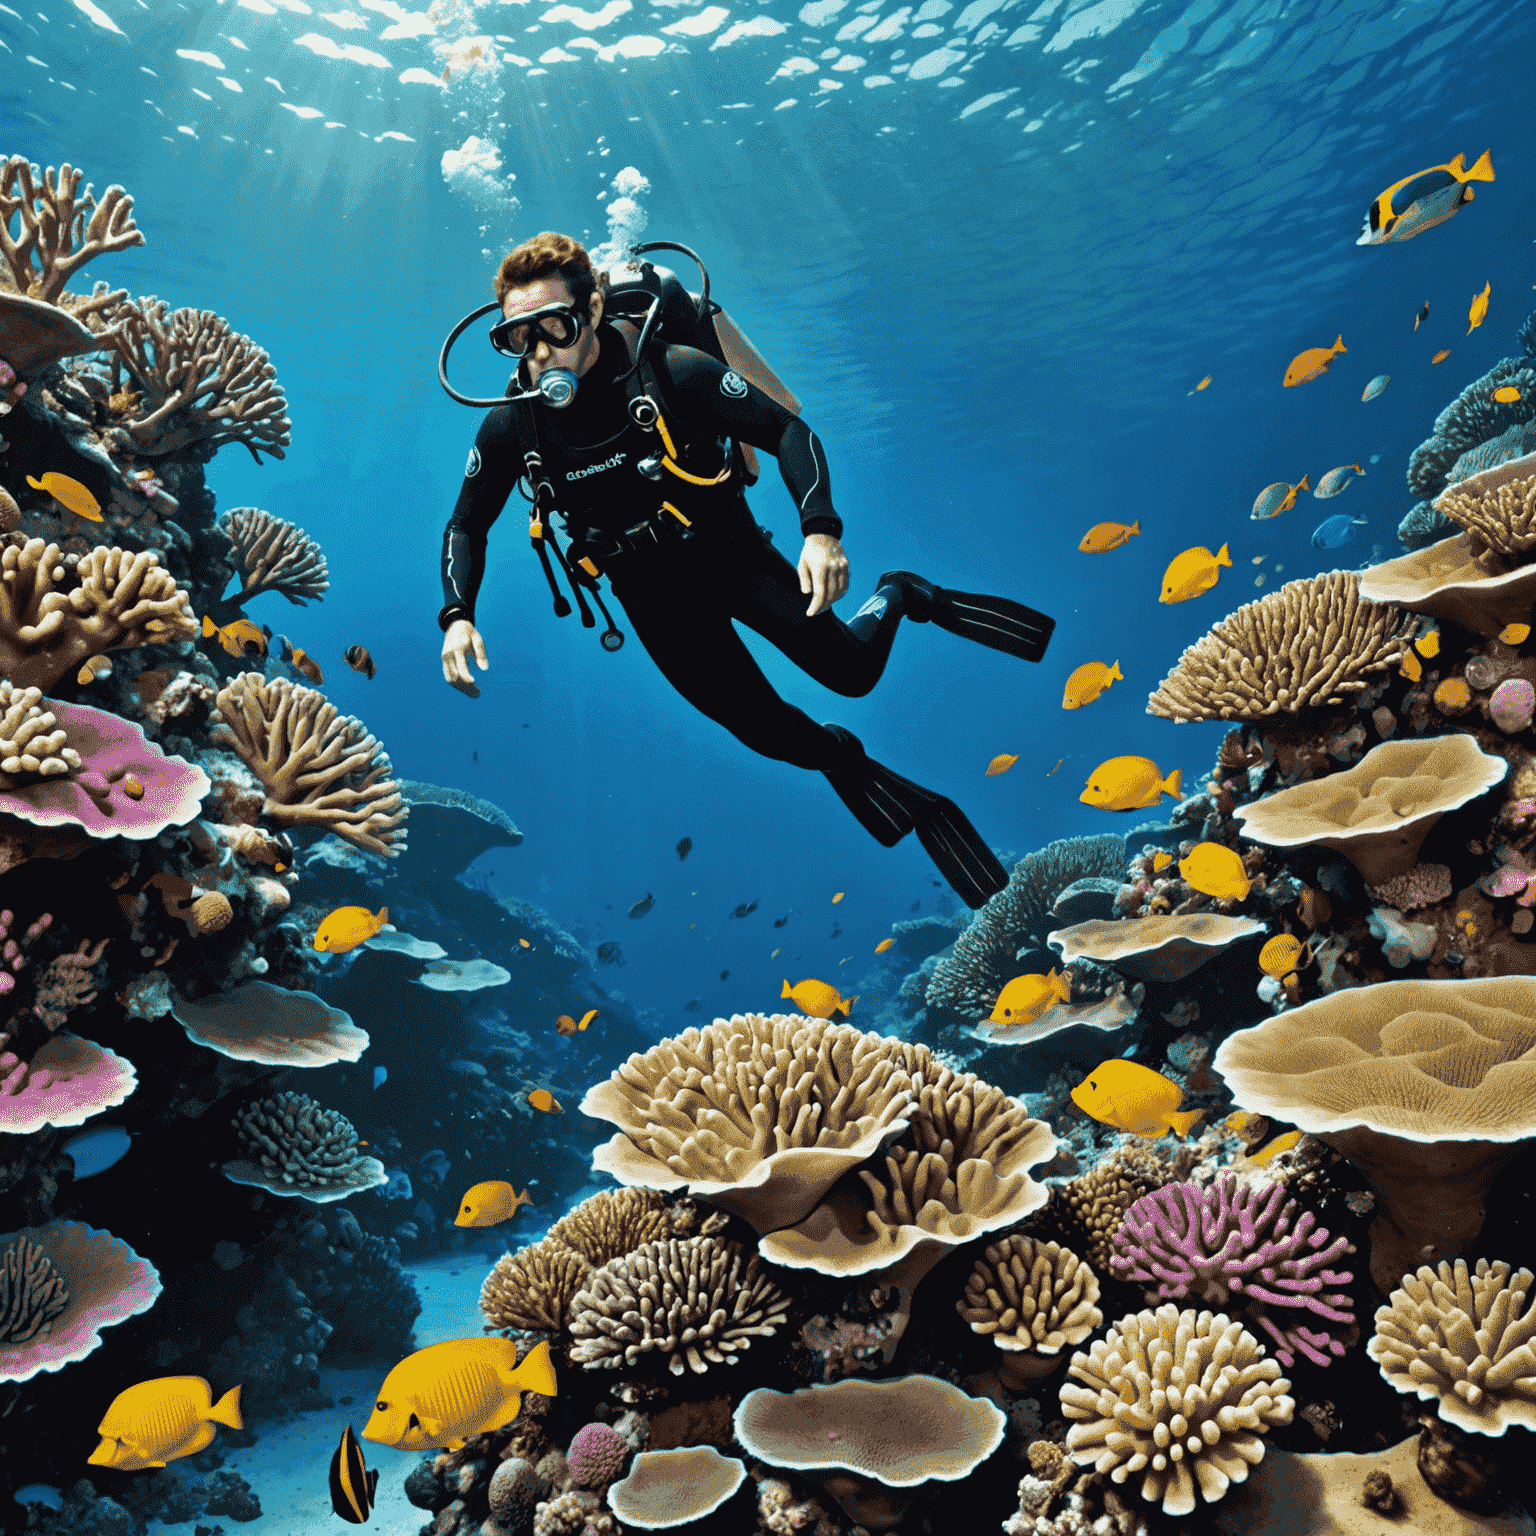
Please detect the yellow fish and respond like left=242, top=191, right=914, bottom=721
left=453, top=1180, right=534, bottom=1227
left=1494, top=386, right=1522, bottom=405
left=1071, top=1059, right=1202, bottom=1139
left=202, top=615, right=268, bottom=659
left=27, top=471, right=103, bottom=521
left=1431, top=348, right=1451, bottom=364
left=527, top=1088, right=562, bottom=1114
left=1186, top=375, right=1212, bottom=394
left=1246, top=1129, right=1302, bottom=1167
left=1159, top=543, right=1231, bottom=604
left=986, top=753, right=1019, bottom=776
left=1224, top=1109, right=1258, bottom=1135
left=1500, top=623, right=1530, bottom=645
left=1257, top=933, right=1308, bottom=979
left=1250, top=475, right=1309, bottom=520
left=518, top=938, right=531, bottom=949
left=362, top=1338, right=556, bottom=1452
left=554, top=1008, right=599, bottom=1036
left=1467, top=281, right=1490, bottom=335
left=1415, top=629, right=1440, bottom=658
left=1400, top=648, right=1423, bottom=681
left=1062, top=660, right=1122, bottom=710
left=279, top=637, right=324, bottom=684
left=1080, top=756, right=1182, bottom=812
left=988, top=968, right=1070, bottom=1027
left=1359, top=151, right=1493, bottom=245
left=1282, top=336, right=1345, bottom=388
left=89, top=1377, right=243, bottom=1469
left=330, top=1422, right=378, bottom=1526
left=1178, top=842, right=1251, bottom=901
left=1078, top=519, right=1140, bottom=554
left=314, top=905, right=388, bottom=954
left=1151, top=851, right=1173, bottom=873
left=77, top=654, right=114, bottom=686
left=832, top=891, right=845, bottom=903
left=874, top=937, right=896, bottom=953
left=781, top=977, right=857, bottom=1019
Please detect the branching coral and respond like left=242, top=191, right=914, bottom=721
left=958, top=1236, right=1103, bottom=1382
left=479, top=1239, right=592, bottom=1333
left=30, top=938, right=109, bottom=1031
left=221, top=507, right=328, bottom=605
left=567, top=1235, right=790, bottom=1375
left=222, top=1090, right=387, bottom=1202
left=0, top=157, right=143, bottom=305
left=547, top=1188, right=673, bottom=1267
left=1367, top=1258, right=1536, bottom=1436
left=0, top=682, right=79, bottom=784
left=1146, top=572, right=1410, bottom=722
left=1408, top=358, right=1536, bottom=502
left=1061, top=1305, right=1294, bottom=1517
left=1435, top=459, right=1536, bottom=560
left=0, top=1234, right=69, bottom=1346
left=1108, top=1173, right=1356, bottom=1368
left=0, top=538, right=197, bottom=692
left=212, top=673, right=407, bottom=857
left=1057, top=1144, right=1170, bottom=1271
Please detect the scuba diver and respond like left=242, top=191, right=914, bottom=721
left=436, top=231, right=1055, bottom=908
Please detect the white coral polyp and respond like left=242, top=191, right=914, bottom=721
left=1060, top=1304, right=1293, bottom=1517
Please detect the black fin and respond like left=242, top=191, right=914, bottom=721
left=929, top=587, right=1055, bottom=663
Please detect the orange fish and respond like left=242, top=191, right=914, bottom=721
left=1283, top=336, right=1346, bottom=388
left=986, top=753, right=1018, bottom=776
left=874, top=937, right=896, bottom=954
left=527, top=1089, right=563, bottom=1114
left=832, top=891, right=844, bottom=904
left=554, top=1009, right=598, bottom=1036
left=202, top=615, right=268, bottom=659
left=1431, top=349, right=1451, bottom=364
left=1186, top=375, right=1212, bottom=395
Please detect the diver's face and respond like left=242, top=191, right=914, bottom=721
left=500, top=275, right=603, bottom=386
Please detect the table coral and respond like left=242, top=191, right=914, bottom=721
left=607, top=1446, right=745, bottom=1530
left=170, top=981, right=368, bottom=1067
left=220, top=506, right=328, bottom=606
left=0, top=156, right=143, bottom=305
left=222, top=1090, right=387, bottom=1202
left=1360, top=532, right=1536, bottom=638
left=0, top=1030, right=136, bottom=1134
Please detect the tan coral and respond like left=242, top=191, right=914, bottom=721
left=1233, top=734, right=1507, bottom=885
left=1213, top=976, right=1536, bottom=1295
left=1057, top=1143, right=1171, bottom=1271
left=579, top=1013, right=928, bottom=1234
left=221, top=507, right=329, bottom=605
left=1359, top=533, right=1536, bottom=639
left=184, top=891, right=232, bottom=935
left=1048, top=915, right=1266, bottom=983
left=0, top=681, right=81, bottom=785
left=607, top=1447, right=746, bottom=1530
left=568, top=1235, right=790, bottom=1376
left=957, top=1236, right=1103, bottom=1388
left=0, top=157, right=144, bottom=304
left=1434, top=454, right=1536, bottom=561
left=1146, top=572, right=1411, bottom=722
left=546, top=1188, right=673, bottom=1267
left=0, top=538, right=197, bottom=692
left=479, top=1239, right=591, bottom=1333
left=1367, top=1257, right=1536, bottom=1437
left=212, top=673, right=406, bottom=857
left=1061, top=1305, right=1294, bottom=1517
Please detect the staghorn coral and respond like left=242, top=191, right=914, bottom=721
left=479, top=1238, right=592, bottom=1333
left=222, top=1090, right=387, bottom=1202
left=607, top=1446, right=745, bottom=1529
left=30, top=937, right=108, bottom=1030
left=567, top=1235, right=790, bottom=1375
left=1367, top=1257, right=1536, bottom=1436
left=1408, top=357, right=1536, bottom=502
left=87, top=291, right=291, bottom=462
left=1108, top=1173, right=1356, bottom=1368
left=0, top=682, right=80, bottom=784
left=0, top=156, right=143, bottom=304
left=927, top=834, right=1126, bottom=1017
left=1435, top=458, right=1536, bottom=559
left=957, top=1236, right=1102, bottom=1384
left=1061, top=1304, right=1294, bottom=1517
left=221, top=506, right=329, bottom=605
left=0, top=1234, right=68, bottom=1345
left=212, top=673, right=407, bottom=857
left=0, top=537, right=197, bottom=693
left=546, top=1187, right=673, bottom=1267
left=1057, top=1144, right=1171, bottom=1271
left=1146, top=572, right=1410, bottom=722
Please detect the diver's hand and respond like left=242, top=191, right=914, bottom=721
left=442, top=619, right=488, bottom=697
left=798, top=533, right=850, bottom=617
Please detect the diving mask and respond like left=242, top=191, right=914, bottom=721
left=489, top=302, right=587, bottom=358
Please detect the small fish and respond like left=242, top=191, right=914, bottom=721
left=1466, top=280, right=1490, bottom=335
left=1187, top=375, right=1212, bottom=395
left=1080, top=756, right=1182, bottom=812
left=1414, top=301, right=1430, bottom=330
left=1151, top=851, right=1173, bottom=873
left=1500, top=623, right=1530, bottom=645
left=527, top=1089, right=563, bottom=1114
left=719, top=969, right=730, bottom=980
left=554, top=1008, right=598, bottom=1036
left=344, top=644, right=377, bottom=680
left=1254, top=575, right=1266, bottom=588
left=773, top=915, right=790, bottom=928
left=988, top=968, right=1070, bottom=1027
left=1494, top=386, right=1522, bottom=404
left=330, top=1423, right=379, bottom=1524
left=1079, top=519, right=1141, bottom=554
left=1224, top=1110, right=1259, bottom=1135
left=1159, top=543, right=1231, bottom=604
left=60, top=1125, right=132, bottom=1178
left=1361, top=374, right=1391, bottom=402
left=1251, top=475, right=1309, bottom=520
left=27, top=471, right=102, bottom=521
left=1062, top=660, right=1122, bottom=710
left=1282, top=336, right=1345, bottom=388
left=781, top=977, right=857, bottom=1019
left=1246, top=1129, right=1302, bottom=1167
left=986, top=753, right=1019, bottom=776
left=1257, top=933, right=1309, bottom=979
left=676, top=836, right=693, bottom=860
left=314, top=905, right=389, bottom=954
left=1179, top=842, right=1251, bottom=901
left=362, top=1338, right=557, bottom=1452
left=683, top=998, right=701, bottom=1011
left=202, top=615, right=269, bottom=659
left=770, top=946, right=781, bottom=958
left=874, top=937, right=896, bottom=953
left=627, top=893, right=654, bottom=919
left=89, top=1377, right=244, bottom=1469
left=1400, top=648, right=1423, bottom=681
left=1415, top=629, right=1440, bottom=658
left=519, top=937, right=533, bottom=949
left=1046, top=758, right=1063, bottom=777
left=730, top=901, right=759, bottom=919
left=596, top=941, right=623, bottom=964
left=1070, top=1060, right=1202, bottom=1139
left=77, top=655, right=114, bottom=686
left=831, top=892, right=844, bottom=904
left=277, top=636, right=324, bottom=684
left=1296, top=887, right=1332, bottom=929
left=1431, top=348, right=1451, bottom=365
left=453, top=1180, right=534, bottom=1227
left=1314, top=463, right=1365, bottom=498
left=1311, top=514, right=1367, bottom=549
left=373, top=1065, right=388, bottom=1090
left=1358, top=151, right=1494, bottom=245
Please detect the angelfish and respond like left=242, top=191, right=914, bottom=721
left=329, top=1424, right=378, bottom=1524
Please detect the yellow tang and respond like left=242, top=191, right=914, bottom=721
left=1257, top=933, right=1307, bottom=979
left=527, top=1088, right=563, bottom=1113
left=832, top=891, right=845, bottom=903
left=1494, top=386, right=1522, bottom=405
left=1080, top=756, right=1182, bottom=812
left=988, top=967, right=1070, bottom=1026
left=1500, top=623, right=1530, bottom=644
left=1187, top=375, right=1212, bottom=394
left=1282, top=336, right=1345, bottom=388
left=77, top=654, right=114, bottom=686
left=1062, top=660, right=1122, bottom=710
left=1432, top=349, right=1451, bottom=364
left=1415, top=628, right=1440, bottom=658
left=1071, top=1059, right=1202, bottom=1139
left=781, top=977, right=857, bottom=1019
left=1247, top=1129, right=1302, bottom=1166
left=314, top=905, right=389, bottom=954
left=986, top=753, right=1019, bottom=776
left=89, top=1376, right=243, bottom=1469
left=454, top=1180, right=534, bottom=1228
left=1467, top=280, right=1490, bottom=335
left=1078, top=519, right=1140, bottom=554
left=1151, top=851, right=1173, bottom=872
left=875, top=937, right=896, bottom=953
left=27, top=471, right=103, bottom=521
left=362, top=1338, right=557, bottom=1452
left=1179, top=842, right=1251, bottom=901
left=1159, top=543, right=1231, bottom=604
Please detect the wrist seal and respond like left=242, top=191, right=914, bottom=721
left=438, top=603, right=471, bottom=632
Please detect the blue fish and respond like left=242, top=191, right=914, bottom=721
left=60, top=1126, right=131, bottom=1178
left=372, top=1065, right=388, bottom=1090
left=1312, top=514, right=1367, bottom=549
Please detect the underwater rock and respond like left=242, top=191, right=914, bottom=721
left=1368, top=907, right=1439, bottom=967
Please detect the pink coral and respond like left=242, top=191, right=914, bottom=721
left=0, top=907, right=51, bottom=996
left=0, top=1030, right=136, bottom=1133
left=567, top=1422, right=630, bottom=1487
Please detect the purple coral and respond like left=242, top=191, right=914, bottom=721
left=567, top=1422, right=630, bottom=1488
left=0, top=909, right=52, bottom=996
left=1109, top=1172, right=1356, bottom=1368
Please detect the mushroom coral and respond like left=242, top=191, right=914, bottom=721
left=222, top=1090, right=388, bottom=1203
left=734, top=1375, right=1006, bottom=1533
left=1368, top=1257, right=1536, bottom=1436
left=170, top=981, right=369, bottom=1067
left=1146, top=571, right=1410, bottom=723
left=1233, top=735, right=1507, bottom=885
left=1212, top=976, right=1536, bottom=1295
left=1049, top=915, right=1265, bottom=983
left=1436, top=455, right=1536, bottom=560
left=607, top=1447, right=746, bottom=1530
left=1359, top=533, right=1536, bottom=638
left=579, top=1012, right=927, bottom=1234
left=1061, top=1304, right=1294, bottom=1518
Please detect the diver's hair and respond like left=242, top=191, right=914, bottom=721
left=493, top=232, right=611, bottom=311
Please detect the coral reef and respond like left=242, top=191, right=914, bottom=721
left=222, top=1089, right=388, bottom=1202
left=0, top=155, right=143, bottom=306
left=480, top=1238, right=593, bottom=1333
left=220, top=505, right=328, bottom=606
left=1055, top=1143, right=1170, bottom=1271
